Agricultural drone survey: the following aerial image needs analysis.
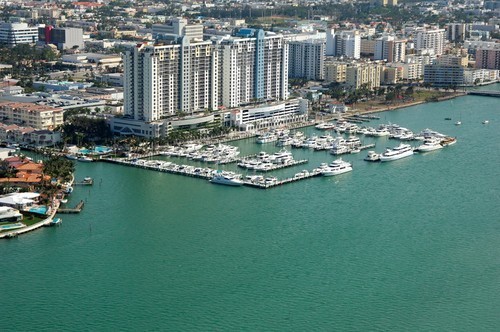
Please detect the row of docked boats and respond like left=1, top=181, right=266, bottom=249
left=161, top=143, right=240, bottom=164
left=237, top=149, right=296, bottom=171
left=256, top=129, right=291, bottom=144
left=210, top=172, right=282, bottom=187
left=363, top=135, right=457, bottom=162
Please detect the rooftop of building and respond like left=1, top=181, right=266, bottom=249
left=0, top=101, right=63, bottom=113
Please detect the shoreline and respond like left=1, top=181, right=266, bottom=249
left=202, top=91, right=467, bottom=145
left=345, top=91, right=466, bottom=117
left=0, top=174, right=74, bottom=239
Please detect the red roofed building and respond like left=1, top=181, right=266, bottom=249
left=0, top=102, right=63, bottom=130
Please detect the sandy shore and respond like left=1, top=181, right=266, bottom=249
left=344, top=91, right=466, bottom=116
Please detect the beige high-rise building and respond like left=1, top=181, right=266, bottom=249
left=325, top=62, right=347, bottom=83
left=346, top=63, right=383, bottom=90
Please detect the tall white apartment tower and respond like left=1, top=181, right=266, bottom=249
left=374, top=35, right=407, bottom=62
left=123, top=28, right=289, bottom=120
left=219, top=29, right=288, bottom=108
left=334, top=30, right=361, bottom=59
left=123, top=39, right=218, bottom=121
left=415, top=29, right=446, bottom=56
left=288, top=39, right=325, bottom=80
left=326, top=27, right=335, bottom=56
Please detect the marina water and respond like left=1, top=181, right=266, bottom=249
left=1, top=85, right=499, bottom=330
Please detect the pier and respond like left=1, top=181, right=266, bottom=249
left=238, top=159, right=308, bottom=172
left=58, top=200, right=85, bottom=214
left=102, top=158, right=327, bottom=189
left=467, top=91, right=500, bottom=98
left=73, top=179, right=93, bottom=185
left=242, top=170, right=322, bottom=189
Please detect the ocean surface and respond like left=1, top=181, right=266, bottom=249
left=1, top=85, right=499, bottom=331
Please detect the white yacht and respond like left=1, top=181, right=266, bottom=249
left=256, top=132, right=278, bottom=144
left=379, top=143, right=414, bottom=162
left=415, top=139, right=443, bottom=152
left=372, top=128, right=391, bottom=137
left=364, top=151, right=380, bottom=162
left=276, top=136, right=293, bottom=146
left=315, top=122, right=336, bottom=130
left=323, top=158, right=353, bottom=176
left=210, top=172, right=243, bottom=186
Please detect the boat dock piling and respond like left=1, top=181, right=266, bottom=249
left=57, top=200, right=85, bottom=214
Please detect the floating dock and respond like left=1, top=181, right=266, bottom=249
left=102, top=158, right=326, bottom=189
left=242, top=171, right=322, bottom=189
left=58, top=200, right=85, bottom=214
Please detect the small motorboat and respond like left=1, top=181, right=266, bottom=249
left=482, top=120, right=489, bottom=124
left=444, top=117, right=452, bottom=120
left=455, top=121, right=461, bottom=126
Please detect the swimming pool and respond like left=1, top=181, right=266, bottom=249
left=79, top=146, right=112, bottom=155
left=0, top=222, right=25, bottom=230
left=29, top=206, right=48, bottom=215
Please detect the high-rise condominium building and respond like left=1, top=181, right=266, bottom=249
left=446, top=23, right=467, bottom=42
left=123, top=39, right=217, bottom=121
left=219, top=29, right=288, bottom=107
left=288, top=39, right=325, bottom=81
left=326, top=29, right=361, bottom=59
left=345, top=63, right=383, bottom=90
left=475, top=45, right=500, bottom=70
left=374, top=36, right=406, bottom=63
left=123, top=29, right=289, bottom=122
left=415, top=29, right=446, bottom=56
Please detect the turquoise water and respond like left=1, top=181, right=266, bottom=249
left=1, top=86, right=499, bottom=330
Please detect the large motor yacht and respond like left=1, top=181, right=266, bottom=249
left=379, top=143, right=414, bottom=162
left=325, top=158, right=353, bottom=175
left=210, top=172, right=243, bottom=186
left=416, top=139, right=443, bottom=152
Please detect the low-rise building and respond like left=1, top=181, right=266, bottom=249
left=0, top=22, right=39, bottom=46
left=383, top=66, right=403, bottom=84
left=325, top=62, right=347, bottom=83
left=228, top=98, right=308, bottom=131
left=424, top=64, right=464, bottom=87
left=345, top=62, right=383, bottom=90
left=0, top=102, right=64, bottom=130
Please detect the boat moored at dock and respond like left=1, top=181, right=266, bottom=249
left=210, top=172, right=244, bottom=186
left=379, top=143, right=414, bottom=162
left=416, top=138, right=443, bottom=152
left=364, top=151, right=380, bottom=162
